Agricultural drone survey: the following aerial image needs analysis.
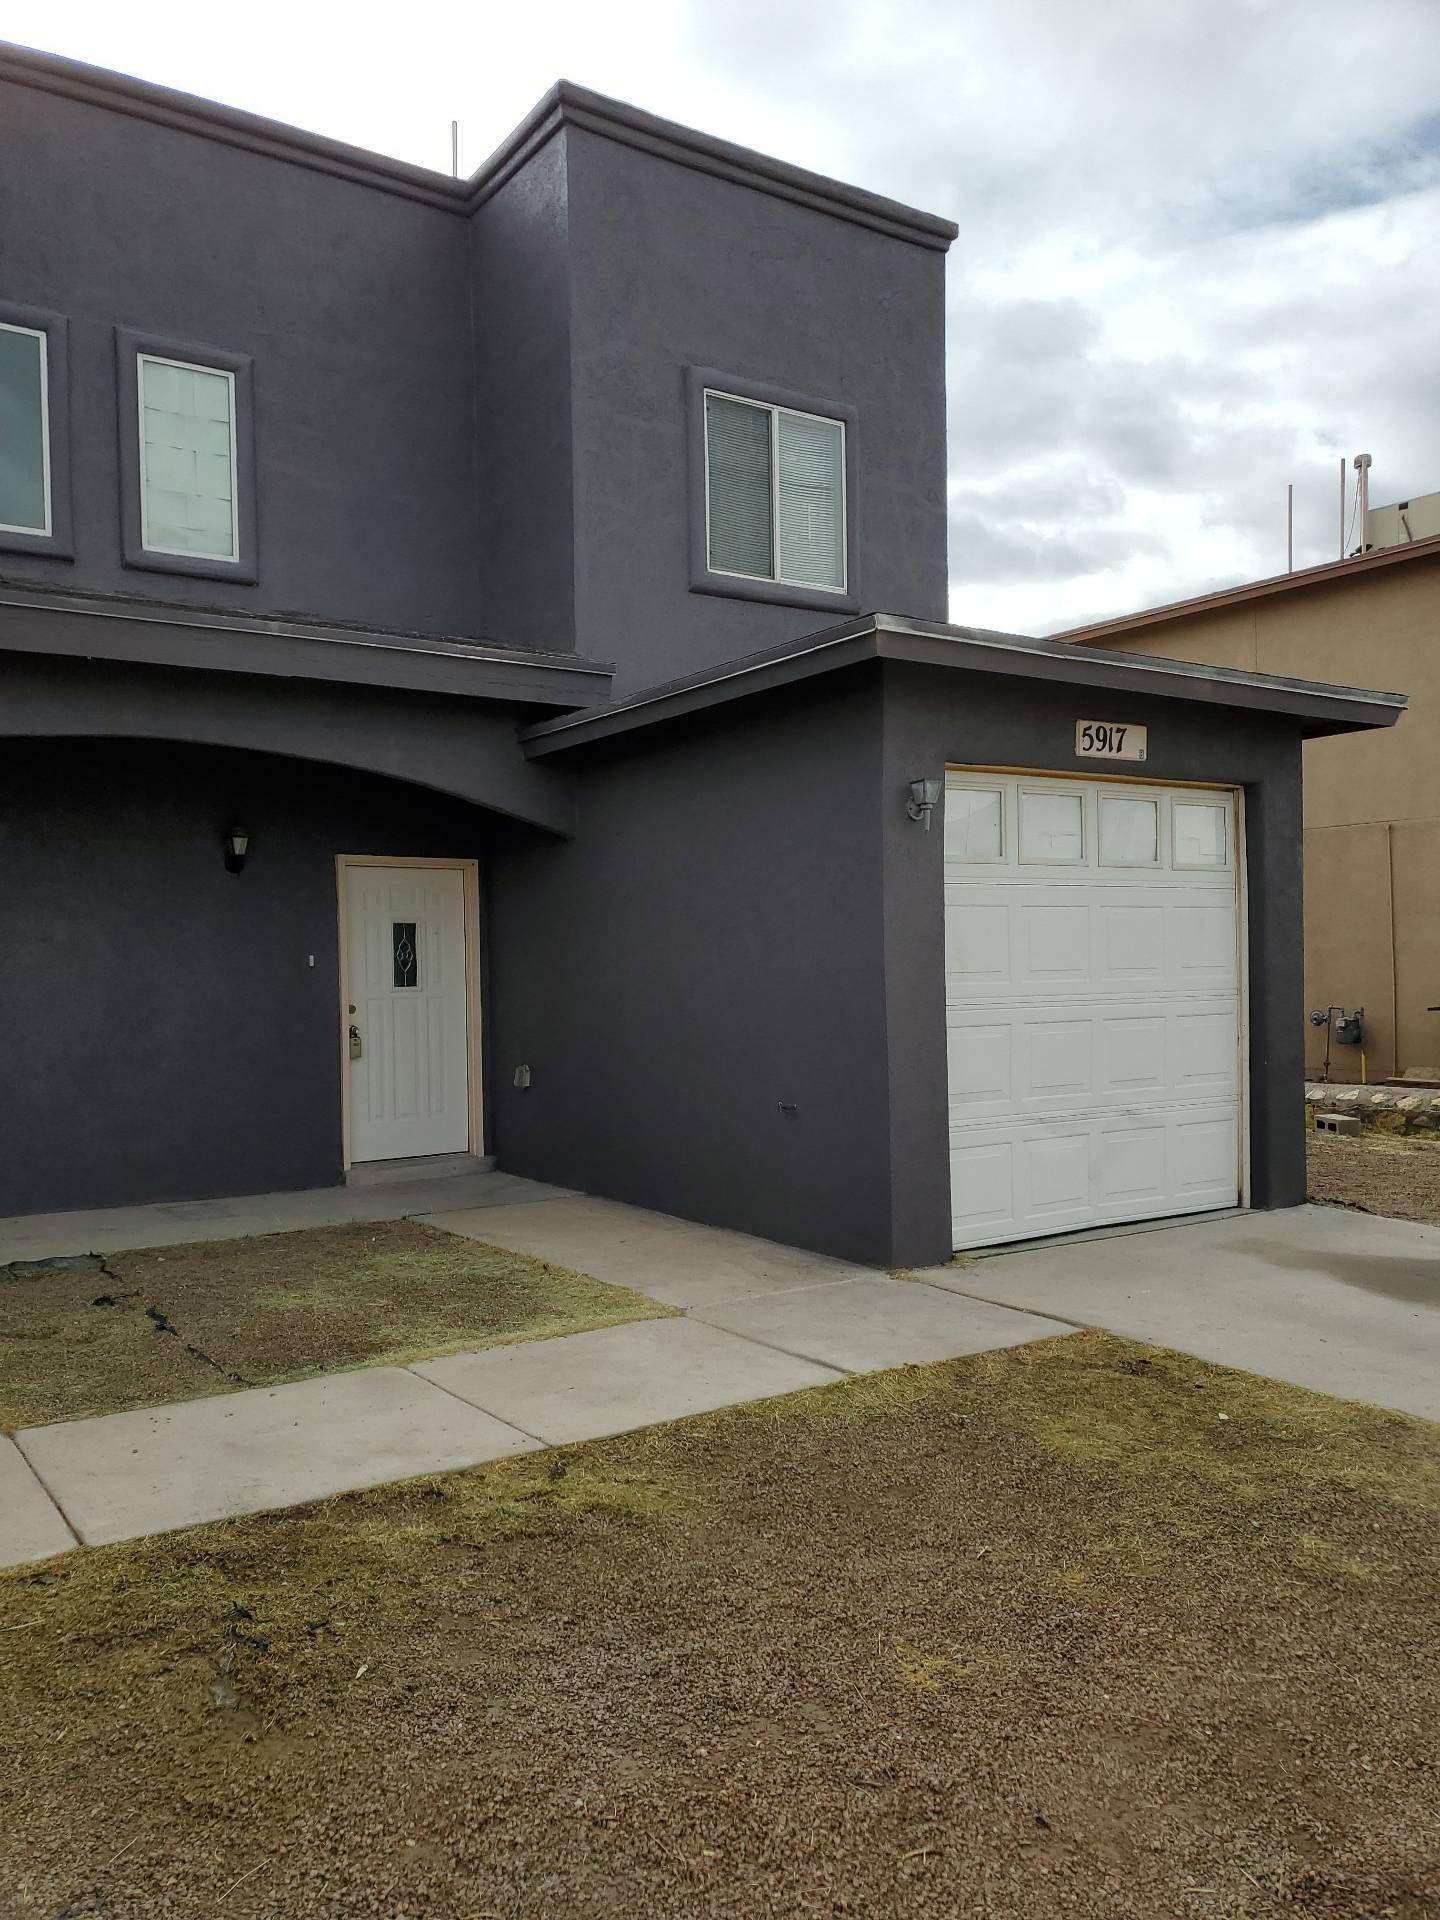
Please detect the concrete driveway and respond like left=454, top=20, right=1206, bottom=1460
left=920, top=1203, right=1440, bottom=1422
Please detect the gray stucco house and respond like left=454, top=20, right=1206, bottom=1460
left=0, top=44, right=1402, bottom=1266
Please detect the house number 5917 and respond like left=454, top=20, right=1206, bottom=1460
left=1075, top=719, right=1147, bottom=762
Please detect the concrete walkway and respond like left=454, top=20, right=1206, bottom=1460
left=1, top=1188, right=1067, bottom=1569
left=922, top=1204, right=1440, bottom=1422
left=6, top=1186, right=1435, bottom=1571
left=0, top=1164, right=572, bottom=1264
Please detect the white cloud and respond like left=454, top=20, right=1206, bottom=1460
left=9, top=0, right=1440, bottom=635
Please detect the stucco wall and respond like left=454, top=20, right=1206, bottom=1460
left=489, top=661, right=1308, bottom=1267
left=1073, top=555, right=1440, bottom=1077
left=0, top=75, right=479, bottom=637
left=486, top=669, right=895, bottom=1261
left=563, top=127, right=950, bottom=692
left=469, top=130, right=578, bottom=654
left=0, top=740, right=498, bottom=1217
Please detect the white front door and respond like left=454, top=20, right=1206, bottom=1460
left=344, top=863, right=471, bottom=1164
left=944, top=773, right=1244, bottom=1249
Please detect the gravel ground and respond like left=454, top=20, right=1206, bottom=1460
left=2, top=1331, right=1437, bottom=1920
left=0, top=1219, right=669, bottom=1431
left=1307, top=1129, right=1440, bottom=1226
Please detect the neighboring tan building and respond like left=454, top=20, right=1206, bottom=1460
left=1065, top=534, right=1440, bottom=1085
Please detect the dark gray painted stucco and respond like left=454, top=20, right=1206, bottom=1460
left=486, top=670, right=895, bottom=1261
left=489, top=658, right=1308, bottom=1267
left=564, top=125, right=950, bottom=691
left=0, top=50, right=1339, bottom=1259
left=0, top=53, right=952, bottom=677
left=0, top=651, right=577, bottom=833
left=0, top=70, right=480, bottom=635
left=0, top=740, right=501, bottom=1218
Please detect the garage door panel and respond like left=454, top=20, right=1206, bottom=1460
left=1023, top=1131, right=1091, bottom=1220
left=944, top=900, right=1011, bottom=981
left=1018, top=902, right=1091, bottom=981
left=1173, top=1010, right=1239, bottom=1093
left=946, top=1020, right=1012, bottom=1109
left=1096, top=1014, right=1167, bottom=1092
left=949, top=1138, right=1018, bottom=1238
left=1099, top=903, right=1166, bottom=978
left=945, top=774, right=1242, bottom=1248
left=1170, top=902, right=1237, bottom=978
left=1022, top=1018, right=1092, bottom=1101
left=1172, top=1112, right=1239, bottom=1198
left=1095, top=1125, right=1167, bottom=1207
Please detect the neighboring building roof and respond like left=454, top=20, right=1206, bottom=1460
left=520, top=612, right=1407, bottom=757
left=1062, top=531, right=1440, bottom=648
left=0, top=41, right=959, bottom=249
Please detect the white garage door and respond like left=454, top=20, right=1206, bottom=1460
left=945, top=772, right=1243, bottom=1249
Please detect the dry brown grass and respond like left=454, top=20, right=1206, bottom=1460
left=0, top=1219, right=671, bottom=1430
left=1307, top=1127, right=1440, bottom=1225
left=2, top=1331, right=1437, bottom=1919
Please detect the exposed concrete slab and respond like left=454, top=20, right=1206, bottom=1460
left=0, top=1170, right=571, bottom=1264
left=0, top=1435, right=79, bottom=1569
left=425, top=1195, right=876, bottom=1309
left=695, top=1275, right=1070, bottom=1372
left=15, top=1368, right=539, bottom=1546
left=413, top=1316, right=842, bottom=1445
left=921, top=1204, right=1440, bottom=1421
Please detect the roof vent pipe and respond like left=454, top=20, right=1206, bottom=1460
left=1353, top=454, right=1372, bottom=554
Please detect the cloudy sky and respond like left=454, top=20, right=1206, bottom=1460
left=12, top=0, right=1440, bottom=632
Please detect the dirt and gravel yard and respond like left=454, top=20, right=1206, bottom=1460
left=0, top=1220, right=669, bottom=1431
left=1307, top=1127, right=1440, bottom=1226
left=3, top=1330, right=1437, bottom=1919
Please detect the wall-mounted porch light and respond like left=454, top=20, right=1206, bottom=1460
left=906, top=778, right=942, bottom=831
left=223, top=826, right=251, bottom=875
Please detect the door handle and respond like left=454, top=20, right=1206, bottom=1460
left=348, top=1023, right=363, bottom=1061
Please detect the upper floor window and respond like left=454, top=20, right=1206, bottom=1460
left=137, top=354, right=238, bottom=562
left=704, top=390, right=847, bottom=593
left=117, top=329, right=256, bottom=583
left=0, top=319, right=50, bottom=537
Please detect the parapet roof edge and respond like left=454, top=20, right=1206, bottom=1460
left=519, top=612, right=1407, bottom=756
left=0, top=41, right=959, bottom=248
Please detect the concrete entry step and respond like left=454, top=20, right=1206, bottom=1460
left=345, top=1152, right=497, bottom=1187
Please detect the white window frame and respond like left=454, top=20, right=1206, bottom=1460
left=1171, top=797, right=1233, bottom=871
left=1097, top=791, right=1163, bottom=869
left=943, top=778, right=1009, bottom=864
left=0, top=319, right=52, bottom=538
left=702, top=388, right=848, bottom=593
left=136, top=352, right=240, bottom=563
left=1017, top=784, right=1090, bottom=867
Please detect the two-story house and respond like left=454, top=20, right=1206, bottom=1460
left=0, top=43, right=1404, bottom=1265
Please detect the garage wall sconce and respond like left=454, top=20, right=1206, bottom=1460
left=223, top=826, right=251, bottom=875
left=906, top=779, right=942, bottom=830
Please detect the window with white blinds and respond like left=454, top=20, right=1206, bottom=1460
left=137, top=353, right=238, bottom=561
left=704, top=390, right=846, bottom=591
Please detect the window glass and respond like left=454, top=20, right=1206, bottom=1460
left=139, top=355, right=237, bottom=560
left=705, top=390, right=845, bottom=591
left=1099, top=795, right=1159, bottom=865
left=1173, top=801, right=1228, bottom=866
left=776, top=410, right=844, bottom=589
left=945, top=787, right=1003, bottom=860
left=0, top=322, right=48, bottom=534
left=1020, top=790, right=1085, bottom=862
left=705, top=394, right=772, bottom=578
